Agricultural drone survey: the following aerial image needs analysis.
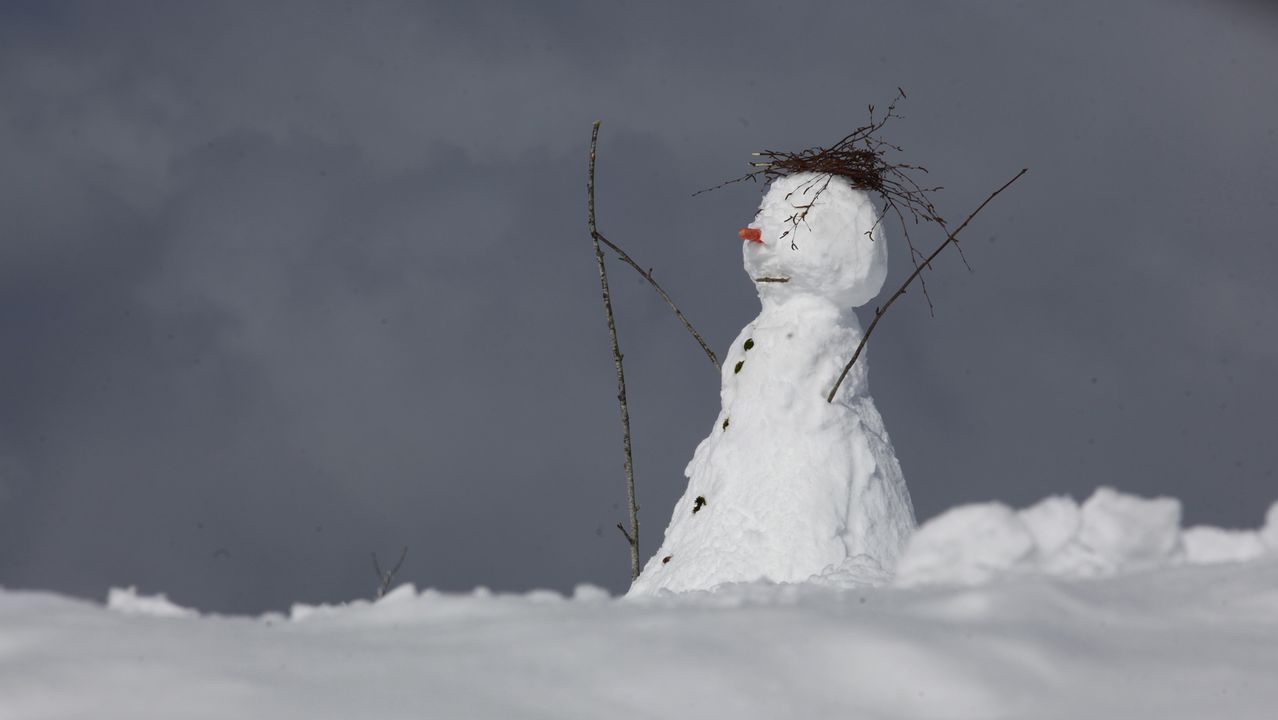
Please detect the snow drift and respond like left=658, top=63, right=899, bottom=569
left=895, top=487, right=1278, bottom=587
left=2, top=488, right=1277, bottom=720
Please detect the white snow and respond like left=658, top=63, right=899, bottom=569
left=1182, top=526, right=1268, bottom=564
left=1264, top=502, right=1278, bottom=549
left=3, top=492, right=1278, bottom=719
left=895, top=488, right=1278, bottom=588
left=1017, top=494, right=1081, bottom=555
left=893, top=502, right=1038, bottom=586
left=105, top=586, right=198, bottom=618
left=631, top=173, right=914, bottom=595
left=1072, top=487, right=1182, bottom=570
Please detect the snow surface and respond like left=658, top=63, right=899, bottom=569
left=105, top=586, right=198, bottom=618
left=896, top=487, right=1278, bottom=586
left=631, top=173, right=914, bottom=595
left=4, top=490, right=1276, bottom=719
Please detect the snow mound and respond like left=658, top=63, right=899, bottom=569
left=6, top=556, right=1278, bottom=719
left=105, top=586, right=197, bottom=618
left=896, top=487, right=1278, bottom=587
left=1264, top=502, right=1278, bottom=549
left=891, top=503, right=1038, bottom=586
left=5, top=491, right=1278, bottom=718
left=1182, top=526, right=1268, bottom=564
left=285, top=583, right=597, bottom=623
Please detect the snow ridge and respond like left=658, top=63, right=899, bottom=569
left=894, top=486, right=1278, bottom=587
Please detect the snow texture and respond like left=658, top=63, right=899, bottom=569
left=631, top=173, right=914, bottom=595
left=3, top=518, right=1278, bottom=719
left=896, top=487, right=1278, bottom=587
left=105, top=586, right=198, bottom=618
left=1182, top=526, right=1268, bottom=564
left=1264, top=502, right=1278, bottom=549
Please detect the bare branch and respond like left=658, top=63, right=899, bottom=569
left=826, top=169, right=1028, bottom=403
left=592, top=235, right=720, bottom=371
left=388, top=546, right=407, bottom=576
left=589, top=121, right=641, bottom=581
left=372, top=546, right=408, bottom=599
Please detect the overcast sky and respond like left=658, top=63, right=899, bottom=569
left=2, top=1, right=1276, bottom=613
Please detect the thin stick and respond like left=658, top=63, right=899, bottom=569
left=826, top=169, right=1028, bottom=403
left=372, top=546, right=408, bottom=599
left=588, top=121, right=640, bottom=581
left=595, top=235, right=720, bottom=371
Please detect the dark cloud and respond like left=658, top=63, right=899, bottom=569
left=1, top=1, right=1275, bottom=612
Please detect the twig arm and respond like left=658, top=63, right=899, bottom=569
left=389, top=546, right=408, bottom=577
left=594, top=234, right=720, bottom=371
left=826, top=168, right=1028, bottom=403
left=371, top=546, right=409, bottom=598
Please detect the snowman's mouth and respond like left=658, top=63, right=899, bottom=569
left=753, top=276, right=791, bottom=283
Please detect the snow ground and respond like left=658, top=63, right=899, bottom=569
left=3, top=491, right=1278, bottom=720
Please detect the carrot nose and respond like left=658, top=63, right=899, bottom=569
left=738, top=227, right=763, bottom=244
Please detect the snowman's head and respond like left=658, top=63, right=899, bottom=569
left=741, top=172, right=887, bottom=308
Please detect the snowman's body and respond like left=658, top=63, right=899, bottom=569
left=629, top=173, right=915, bottom=595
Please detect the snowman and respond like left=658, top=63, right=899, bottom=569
left=628, top=172, right=916, bottom=595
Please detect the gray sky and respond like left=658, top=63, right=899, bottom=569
left=1, top=1, right=1275, bottom=614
